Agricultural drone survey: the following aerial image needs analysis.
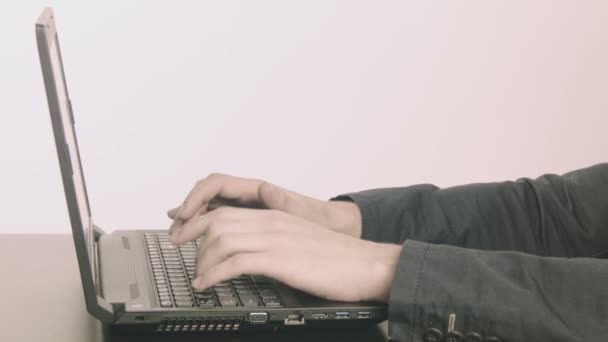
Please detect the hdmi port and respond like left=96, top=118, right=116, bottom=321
left=310, top=313, right=328, bottom=320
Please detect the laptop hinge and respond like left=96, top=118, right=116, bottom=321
left=97, top=232, right=139, bottom=305
left=91, top=241, right=125, bottom=321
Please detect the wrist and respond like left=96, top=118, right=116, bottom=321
left=326, top=201, right=363, bottom=238
left=371, top=243, right=402, bottom=303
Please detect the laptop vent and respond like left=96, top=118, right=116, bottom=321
left=157, top=318, right=242, bottom=333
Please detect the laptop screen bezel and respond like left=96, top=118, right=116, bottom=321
left=36, top=7, right=114, bottom=321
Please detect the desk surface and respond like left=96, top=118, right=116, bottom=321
left=0, top=234, right=388, bottom=341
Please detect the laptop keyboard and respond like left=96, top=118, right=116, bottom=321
left=144, top=232, right=283, bottom=308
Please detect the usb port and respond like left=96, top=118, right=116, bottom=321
left=335, top=312, right=350, bottom=319
left=356, top=312, right=372, bottom=319
left=310, top=313, right=328, bottom=320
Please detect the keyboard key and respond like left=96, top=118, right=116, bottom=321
left=171, top=286, right=190, bottom=292
left=234, top=284, right=255, bottom=290
left=255, top=285, right=275, bottom=292
left=258, top=290, right=278, bottom=298
left=198, top=298, right=216, bottom=307
left=170, top=282, right=190, bottom=288
left=262, top=297, right=282, bottom=306
left=173, top=290, right=191, bottom=297
left=238, top=294, right=260, bottom=307
left=160, top=300, right=173, bottom=307
left=168, top=274, right=187, bottom=280
left=176, top=300, right=194, bottom=307
left=163, top=261, right=181, bottom=266
left=167, top=272, right=185, bottom=277
left=251, top=275, right=273, bottom=283
left=218, top=296, right=239, bottom=307
left=236, top=288, right=255, bottom=294
left=215, top=290, right=235, bottom=297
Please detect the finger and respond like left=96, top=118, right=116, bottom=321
left=168, top=197, right=252, bottom=219
left=167, top=207, right=180, bottom=218
left=172, top=207, right=272, bottom=244
left=200, top=219, right=283, bottom=251
left=196, top=232, right=276, bottom=276
left=179, top=174, right=264, bottom=220
left=192, top=252, right=276, bottom=290
left=168, top=203, right=187, bottom=235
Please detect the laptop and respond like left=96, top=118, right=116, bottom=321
left=35, top=7, right=387, bottom=334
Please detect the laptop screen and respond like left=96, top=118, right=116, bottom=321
left=48, top=33, right=94, bottom=251
left=37, top=8, right=115, bottom=321
left=36, top=8, right=97, bottom=290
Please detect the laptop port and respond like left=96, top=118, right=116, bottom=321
left=310, top=313, right=328, bottom=320
left=284, top=314, right=306, bottom=325
left=335, top=312, right=350, bottom=319
left=356, top=312, right=372, bottom=319
left=248, top=312, right=268, bottom=324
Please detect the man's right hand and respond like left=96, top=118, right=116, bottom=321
left=167, top=173, right=362, bottom=239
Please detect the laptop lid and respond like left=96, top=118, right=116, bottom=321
left=36, top=7, right=114, bottom=322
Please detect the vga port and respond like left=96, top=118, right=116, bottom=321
left=248, top=312, right=268, bottom=324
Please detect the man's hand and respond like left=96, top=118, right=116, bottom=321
left=171, top=207, right=402, bottom=303
left=167, top=173, right=362, bottom=238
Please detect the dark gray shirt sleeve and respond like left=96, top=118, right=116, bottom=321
left=333, top=163, right=608, bottom=258
left=391, top=240, right=608, bottom=341
left=333, top=163, right=608, bottom=341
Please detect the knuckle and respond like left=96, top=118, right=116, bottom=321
left=206, top=221, right=228, bottom=241
left=207, top=172, right=225, bottom=181
left=267, top=209, right=288, bottom=225
left=212, top=206, right=231, bottom=221
left=206, top=223, right=219, bottom=240
left=230, top=254, right=248, bottom=270
left=195, top=178, right=206, bottom=187
left=215, top=234, right=232, bottom=251
left=267, top=209, right=283, bottom=219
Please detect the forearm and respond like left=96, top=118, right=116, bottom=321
left=388, top=240, right=608, bottom=342
left=334, top=163, right=608, bottom=257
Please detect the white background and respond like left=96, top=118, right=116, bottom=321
left=1, top=1, right=606, bottom=234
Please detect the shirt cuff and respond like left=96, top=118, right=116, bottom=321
left=388, top=239, right=431, bottom=341
left=330, top=193, right=382, bottom=242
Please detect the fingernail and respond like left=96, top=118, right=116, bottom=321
left=168, top=221, right=180, bottom=235
left=169, top=203, right=187, bottom=238
left=192, top=277, right=204, bottom=289
left=170, top=229, right=181, bottom=244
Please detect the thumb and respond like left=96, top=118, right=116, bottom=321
left=258, top=182, right=334, bottom=227
left=258, top=182, right=298, bottom=212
